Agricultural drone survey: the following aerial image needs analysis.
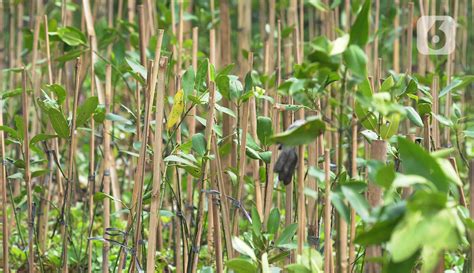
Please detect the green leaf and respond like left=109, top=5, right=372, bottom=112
left=341, top=185, right=370, bottom=221
left=126, top=58, right=147, bottom=79
left=195, top=59, right=209, bottom=92
left=380, top=76, right=395, bottom=92
left=286, top=264, right=311, bottom=273
left=331, top=192, right=350, bottom=223
left=232, top=237, right=257, bottom=261
left=251, top=206, right=262, bottom=236
left=379, top=113, right=401, bottom=140
left=404, top=106, right=423, bottom=127
left=14, top=116, right=24, bottom=141
left=343, top=45, right=367, bottom=80
left=257, top=116, right=273, bottom=146
left=398, top=137, right=450, bottom=192
left=439, top=76, right=474, bottom=98
left=355, top=217, right=400, bottom=245
left=271, top=116, right=325, bottom=146
left=191, top=133, right=206, bottom=156
left=349, top=0, right=371, bottom=47
left=43, top=84, right=66, bottom=105
left=48, top=108, right=70, bottom=138
left=226, top=258, right=258, bottom=273
left=0, top=88, right=22, bottom=99
left=182, top=67, right=195, bottom=99
left=56, top=48, right=86, bottom=63
left=215, top=104, right=236, bottom=118
left=57, top=26, right=86, bottom=46
left=0, top=126, right=19, bottom=139
left=330, top=34, right=350, bottom=55
left=275, top=223, right=298, bottom=247
left=267, top=208, right=280, bottom=235
left=76, top=96, right=99, bottom=127
left=30, top=134, right=57, bottom=146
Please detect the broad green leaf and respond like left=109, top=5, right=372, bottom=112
left=257, top=116, right=273, bottom=146
left=76, top=96, right=99, bottom=127
left=0, top=88, right=22, bottom=99
left=286, top=264, right=311, bottom=273
left=30, top=134, right=57, bottom=146
left=57, top=26, right=86, bottom=46
left=349, top=0, right=371, bottom=47
left=404, top=106, right=423, bottom=127
left=341, top=185, right=370, bottom=221
left=275, top=223, right=298, bottom=247
left=380, top=76, right=395, bottom=92
left=355, top=217, right=400, bottom=245
left=126, top=58, right=147, bottom=79
left=44, top=84, right=66, bottom=104
left=232, top=237, right=257, bottom=261
left=267, top=208, right=280, bottom=235
left=14, top=116, right=24, bottom=141
left=308, top=0, right=328, bottom=11
left=56, top=48, right=86, bottom=62
left=0, top=125, right=19, bottom=139
left=398, top=137, right=450, bottom=192
left=182, top=67, right=195, bottom=99
left=226, top=258, right=258, bottom=273
left=48, top=108, right=70, bottom=138
left=195, top=59, right=209, bottom=92
left=191, top=133, right=206, bottom=156
left=271, top=116, right=325, bottom=146
left=330, top=34, right=350, bottom=55
left=331, top=192, right=350, bottom=223
left=379, top=113, right=401, bottom=140
left=215, top=104, right=235, bottom=118
left=343, top=45, right=367, bottom=80
left=439, top=76, right=474, bottom=98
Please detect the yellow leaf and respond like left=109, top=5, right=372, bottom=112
left=167, top=89, right=185, bottom=130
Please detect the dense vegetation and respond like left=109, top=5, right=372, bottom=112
left=0, top=0, right=473, bottom=272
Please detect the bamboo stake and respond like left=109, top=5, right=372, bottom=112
left=444, top=0, right=457, bottom=146
left=31, top=15, right=46, bottom=253
left=349, top=117, right=358, bottom=272
left=323, top=149, right=332, bottom=273
left=0, top=91, right=8, bottom=273
left=365, top=140, right=386, bottom=273
left=0, top=12, right=8, bottom=266
left=212, top=193, right=224, bottom=273
left=87, top=34, right=96, bottom=273
left=393, top=0, right=400, bottom=73
left=373, top=0, right=380, bottom=74
left=119, top=29, right=164, bottom=273
left=42, top=15, right=64, bottom=253
left=423, top=114, right=431, bottom=151
left=211, top=134, right=233, bottom=258
left=61, top=58, right=82, bottom=273
left=264, top=20, right=282, bottom=225
left=102, top=64, right=112, bottom=273
left=145, top=56, right=167, bottom=273
left=190, top=81, right=216, bottom=273
left=407, top=2, right=414, bottom=75
left=249, top=95, right=263, bottom=218
left=469, top=160, right=474, bottom=270
left=449, top=157, right=467, bottom=207
left=232, top=53, right=253, bottom=236
left=186, top=26, right=198, bottom=234
left=432, top=76, right=440, bottom=149
left=21, top=69, right=34, bottom=273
